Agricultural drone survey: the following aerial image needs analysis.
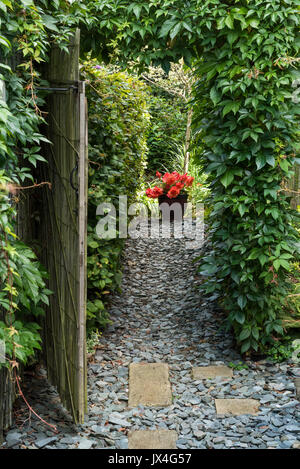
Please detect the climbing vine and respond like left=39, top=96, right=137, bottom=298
left=80, top=0, right=300, bottom=353
left=0, top=0, right=299, bottom=358
left=192, top=2, right=300, bottom=353
left=0, top=0, right=80, bottom=367
left=0, top=173, right=51, bottom=366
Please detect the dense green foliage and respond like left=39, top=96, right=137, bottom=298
left=146, top=89, right=186, bottom=173
left=142, top=67, right=188, bottom=174
left=0, top=173, right=51, bottom=366
left=0, top=0, right=70, bottom=366
left=1, top=0, right=299, bottom=356
left=192, top=2, right=300, bottom=353
left=82, top=62, right=150, bottom=331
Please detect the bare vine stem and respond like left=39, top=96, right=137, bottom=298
left=6, top=181, right=52, bottom=193
left=279, top=186, right=300, bottom=195
left=14, top=369, right=58, bottom=433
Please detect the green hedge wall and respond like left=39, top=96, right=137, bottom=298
left=82, top=62, right=150, bottom=331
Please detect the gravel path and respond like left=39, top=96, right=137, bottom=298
left=2, top=222, right=300, bottom=449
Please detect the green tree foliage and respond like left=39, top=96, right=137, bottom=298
left=142, top=64, right=191, bottom=174
left=81, top=62, right=150, bottom=331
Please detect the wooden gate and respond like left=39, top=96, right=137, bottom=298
left=39, top=29, right=87, bottom=423
left=0, top=367, right=14, bottom=443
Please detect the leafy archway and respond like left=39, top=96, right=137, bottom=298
left=1, top=0, right=299, bottom=357
left=80, top=0, right=300, bottom=354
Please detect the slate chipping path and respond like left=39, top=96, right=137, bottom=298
left=2, top=222, right=300, bottom=449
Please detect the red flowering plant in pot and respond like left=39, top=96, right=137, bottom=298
left=146, top=171, right=194, bottom=221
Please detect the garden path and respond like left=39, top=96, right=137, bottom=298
left=2, top=222, right=300, bottom=449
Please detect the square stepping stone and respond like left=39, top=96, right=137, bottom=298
left=128, top=430, right=177, bottom=449
left=215, top=399, right=260, bottom=415
left=128, top=362, right=172, bottom=407
left=192, top=365, right=233, bottom=380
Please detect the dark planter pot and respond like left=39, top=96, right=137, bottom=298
left=158, top=193, right=188, bottom=221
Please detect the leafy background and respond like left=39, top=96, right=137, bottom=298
left=0, top=0, right=299, bottom=368
left=81, top=62, right=150, bottom=332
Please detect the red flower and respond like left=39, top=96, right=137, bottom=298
left=146, top=186, right=163, bottom=198
left=167, top=186, right=181, bottom=199
left=171, top=171, right=181, bottom=180
left=162, top=172, right=178, bottom=186
left=152, top=186, right=163, bottom=197
left=146, top=171, right=194, bottom=199
left=179, top=173, right=188, bottom=183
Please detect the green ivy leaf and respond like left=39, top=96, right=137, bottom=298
left=221, top=171, right=234, bottom=188
left=225, top=15, right=234, bottom=29
left=240, top=340, right=251, bottom=354
left=239, top=328, right=251, bottom=341
left=237, top=295, right=247, bottom=310
left=235, top=311, right=245, bottom=324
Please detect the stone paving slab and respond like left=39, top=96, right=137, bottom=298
left=128, top=363, right=172, bottom=407
left=192, top=365, right=233, bottom=380
left=128, top=430, right=178, bottom=449
left=215, top=398, right=260, bottom=415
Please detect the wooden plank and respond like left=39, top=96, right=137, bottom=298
left=288, top=164, right=300, bottom=209
left=78, top=81, right=87, bottom=421
left=0, top=368, right=14, bottom=444
left=39, top=28, right=87, bottom=423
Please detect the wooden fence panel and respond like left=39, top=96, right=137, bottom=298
left=39, top=29, right=87, bottom=423
left=0, top=368, right=14, bottom=443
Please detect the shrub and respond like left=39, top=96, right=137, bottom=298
left=81, top=62, right=150, bottom=331
left=146, top=91, right=187, bottom=174
left=193, top=3, right=300, bottom=354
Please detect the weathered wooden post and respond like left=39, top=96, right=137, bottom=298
left=289, top=165, right=300, bottom=210
left=39, top=28, right=87, bottom=423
